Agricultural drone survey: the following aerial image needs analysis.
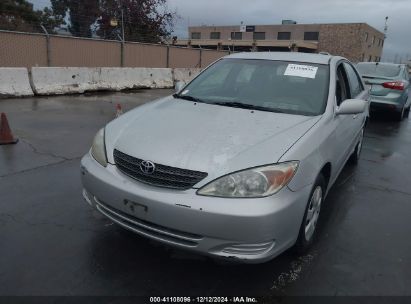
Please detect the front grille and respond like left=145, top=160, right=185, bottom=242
left=95, top=199, right=203, bottom=247
left=113, top=149, right=208, bottom=190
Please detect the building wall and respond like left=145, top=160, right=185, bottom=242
left=360, top=24, right=385, bottom=62
left=188, top=23, right=384, bottom=62
left=318, top=23, right=384, bottom=62
left=189, top=24, right=322, bottom=41
left=318, top=23, right=364, bottom=62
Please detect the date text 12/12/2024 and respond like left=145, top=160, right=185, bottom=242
left=149, top=297, right=258, bottom=303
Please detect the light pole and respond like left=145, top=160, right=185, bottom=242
left=121, top=6, right=125, bottom=42
left=381, top=16, right=388, bottom=61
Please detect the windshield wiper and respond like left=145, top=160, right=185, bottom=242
left=173, top=93, right=205, bottom=103
left=211, top=101, right=285, bottom=113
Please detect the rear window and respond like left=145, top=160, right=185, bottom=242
left=356, top=63, right=401, bottom=78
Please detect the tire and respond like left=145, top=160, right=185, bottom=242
left=349, top=127, right=364, bottom=165
left=395, top=106, right=405, bottom=121
left=294, top=174, right=326, bottom=254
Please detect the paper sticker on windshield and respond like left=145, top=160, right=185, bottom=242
left=284, top=64, right=318, bottom=79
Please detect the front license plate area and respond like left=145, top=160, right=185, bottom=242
left=123, top=199, right=148, bottom=219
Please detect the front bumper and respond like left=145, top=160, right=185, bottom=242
left=80, top=152, right=312, bottom=263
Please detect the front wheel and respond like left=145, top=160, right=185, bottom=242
left=294, top=174, right=326, bottom=254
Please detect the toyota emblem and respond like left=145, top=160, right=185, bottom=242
left=140, top=160, right=156, bottom=174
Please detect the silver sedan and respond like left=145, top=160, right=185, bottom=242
left=81, top=52, right=369, bottom=263
left=356, top=62, right=410, bottom=121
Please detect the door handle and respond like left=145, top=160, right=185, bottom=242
left=353, top=114, right=358, bottom=119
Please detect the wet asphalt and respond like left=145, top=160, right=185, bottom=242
left=0, top=90, right=410, bottom=297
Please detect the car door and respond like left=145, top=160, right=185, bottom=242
left=343, top=62, right=368, bottom=149
left=332, top=62, right=355, bottom=173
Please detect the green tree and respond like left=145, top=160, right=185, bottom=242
left=0, top=0, right=62, bottom=33
left=97, top=0, right=176, bottom=43
left=51, top=0, right=100, bottom=37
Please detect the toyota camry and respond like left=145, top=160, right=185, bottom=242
left=81, top=52, right=368, bottom=263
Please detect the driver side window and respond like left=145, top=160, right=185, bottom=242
left=336, top=64, right=350, bottom=107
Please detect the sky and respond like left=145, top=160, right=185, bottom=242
left=30, top=0, right=411, bottom=62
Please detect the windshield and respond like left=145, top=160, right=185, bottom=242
left=178, top=59, right=329, bottom=116
left=356, top=63, right=401, bottom=78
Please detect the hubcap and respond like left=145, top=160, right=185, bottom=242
left=305, top=186, right=323, bottom=241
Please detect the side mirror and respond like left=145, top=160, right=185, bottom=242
left=175, top=81, right=186, bottom=93
left=336, top=99, right=367, bottom=115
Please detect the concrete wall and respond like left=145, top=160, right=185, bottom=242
left=31, top=67, right=174, bottom=95
left=0, top=67, right=206, bottom=97
left=173, top=68, right=202, bottom=84
left=0, top=68, right=33, bottom=97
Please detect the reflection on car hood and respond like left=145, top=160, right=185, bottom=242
left=105, top=96, right=321, bottom=186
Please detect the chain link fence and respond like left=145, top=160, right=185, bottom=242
left=0, top=30, right=229, bottom=68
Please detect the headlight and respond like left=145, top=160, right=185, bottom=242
left=197, top=161, right=299, bottom=198
left=91, top=128, right=107, bottom=167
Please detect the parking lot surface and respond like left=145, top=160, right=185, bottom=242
left=1, top=90, right=411, bottom=297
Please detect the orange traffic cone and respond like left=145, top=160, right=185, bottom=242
left=0, top=113, right=18, bottom=145
left=115, top=103, right=123, bottom=118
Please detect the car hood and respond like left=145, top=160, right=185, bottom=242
left=105, top=96, right=320, bottom=187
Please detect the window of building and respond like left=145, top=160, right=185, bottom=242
left=372, top=36, right=375, bottom=44
left=210, top=32, right=221, bottom=39
left=231, top=32, right=243, bottom=40
left=369, top=55, right=372, bottom=62
left=253, top=32, right=266, bottom=40
left=191, top=32, right=201, bottom=39
left=364, top=32, right=368, bottom=42
left=277, top=32, right=291, bottom=40
left=304, top=31, right=319, bottom=41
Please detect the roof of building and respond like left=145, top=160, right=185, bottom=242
left=224, top=52, right=335, bottom=64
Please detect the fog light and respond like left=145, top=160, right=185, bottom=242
left=220, top=241, right=275, bottom=256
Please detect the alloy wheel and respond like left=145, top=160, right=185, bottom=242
left=305, top=186, right=323, bottom=241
